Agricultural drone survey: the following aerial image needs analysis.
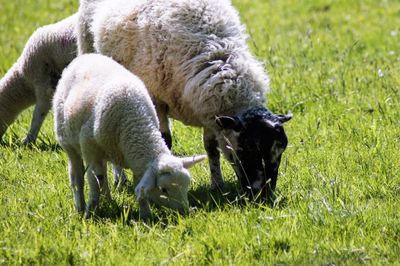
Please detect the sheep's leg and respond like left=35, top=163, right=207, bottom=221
left=23, top=100, right=51, bottom=145
left=139, top=198, right=152, bottom=221
left=155, top=102, right=172, bottom=149
left=0, top=122, right=8, bottom=141
left=65, top=148, right=85, bottom=214
left=203, top=129, right=224, bottom=190
left=99, top=164, right=112, bottom=200
left=112, top=164, right=127, bottom=188
left=86, top=160, right=110, bottom=218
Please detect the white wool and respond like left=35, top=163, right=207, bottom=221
left=0, top=14, right=77, bottom=144
left=54, top=54, right=167, bottom=173
left=54, top=54, right=204, bottom=218
left=77, top=0, right=271, bottom=190
left=78, top=0, right=269, bottom=127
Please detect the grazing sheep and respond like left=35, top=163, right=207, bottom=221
left=78, top=0, right=292, bottom=200
left=53, top=53, right=205, bottom=218
left=0, top=14, right=77, bottom=145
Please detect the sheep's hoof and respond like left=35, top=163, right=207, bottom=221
left=75, top=202, right=86, bottom=214
left=84, top=211, right=94, bottom=220
left=85, top=201, right=99, bottom=219
left=138, top=199, right=152, bottom=221
left=211, top=180, right=225, bottom=192
left=22, top=136, right=35, bottom=147
left=139, top=213, right=152, bottom=223
left=84, top=207, right=98, bottom=219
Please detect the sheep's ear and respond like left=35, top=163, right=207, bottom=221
left=276, top=111, right=293, bottom=124
left=215, top=116, right=242, bottom=131
left=181, top=155, right=207, bottom=169
left=135, top=169, right=156, bottom=200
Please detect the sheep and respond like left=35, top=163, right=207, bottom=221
left=77, top=0, right=292, bottom=200
left=0, top=14, right=78, bottom=145
left=53, top=53, right=205, bottom=218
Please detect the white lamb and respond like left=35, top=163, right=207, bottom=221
left=78, top=0, right=292, bottom=200
left=0, top=14, right=77, bottom=145
left=53, top=53, right=205, bottom=218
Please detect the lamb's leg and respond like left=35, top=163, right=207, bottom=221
left=86, top=160, right=110, bottom=218
left=203, top=128, right=224, bottom=190
left=65, top=148, right=85, bottom=213
left=155, top=102, right=172, bottom=149
left=112, top=164, right=127, bottom=188
left=23, top=100, right=51, bottom=145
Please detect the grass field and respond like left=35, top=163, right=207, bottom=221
left=1, top=0, right=399, bottom=264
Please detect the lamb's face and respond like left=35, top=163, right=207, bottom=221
left=148, top=165, right=191, bottom=213
left=216, top=107, right=292, bottom=200
left=135, top=155, right=204, bottom=216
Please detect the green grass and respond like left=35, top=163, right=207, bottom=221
left=1, top=0, right=399, bottom=264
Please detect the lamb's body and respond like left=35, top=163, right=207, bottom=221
left=0, top=14, right=77, bottom=144
left=54, top=54, right=204, bottom=218
left=78, top=0, right=291, bottom=199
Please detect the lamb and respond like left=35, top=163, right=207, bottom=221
left=53, top=53, right=205, bottom=218
left=0, top=14, right=77, bottom=145
left=78, top=0, right=292, bottom=200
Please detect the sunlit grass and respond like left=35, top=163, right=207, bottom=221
left=0, top=0, right=399, bottom=264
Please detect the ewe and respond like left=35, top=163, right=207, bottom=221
left=0, top=15, right=77, bottom=145
left=78, top=0, right=292, bottom=199
left=54, top=54, right=205, bottom=218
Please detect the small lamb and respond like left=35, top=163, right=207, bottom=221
left=78, top=0, right=292, bottom=200
left=53, top=54, right=205, bottom=218
left=0, top=14, right=77, bottom=145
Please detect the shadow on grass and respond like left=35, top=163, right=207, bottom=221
left=90, top=178, right=288, bottom=225
left=32, top=141, right=62, bottom=152
left=0, top=135, right=62, bottom=152
left=189, top=181, right=289, bottom=211
left=188, top=180, right=245, bottom=210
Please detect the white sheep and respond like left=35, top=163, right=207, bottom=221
left=0, top=14, right=77, bottom=145
left=53, top=53, right=205, bottom=218
left=78, top=0, right=292, bottom=200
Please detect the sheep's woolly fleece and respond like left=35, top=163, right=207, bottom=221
left=54, top=54, right=205, bottom=217
left=83, top=0, right=269, bottom=127
left=0, top=14, right=77, bottom=143
left=54, top=53, right=166, bottom=176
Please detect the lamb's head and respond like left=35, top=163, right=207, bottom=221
left=135, top=154, right=206, bottom=214
left=215, top=107, right=292, bottom=200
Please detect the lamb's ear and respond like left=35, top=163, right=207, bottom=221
left=135, top=168, right=156, bottom=200
left=215, top=116, right=242, bottom=131
left=181, top=155, right=207, bottom=169
left=276, top=111, right=293, bottom=124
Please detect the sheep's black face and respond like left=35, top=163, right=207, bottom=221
left=216, top=107, right=292, bottom=200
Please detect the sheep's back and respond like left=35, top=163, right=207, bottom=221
left=91, top=0, right=259, bottom=125
left=55, top=54, right=165, bottom=168
left=21, top=15, right=78, bottom=86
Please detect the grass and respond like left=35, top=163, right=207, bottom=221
left=0, top=0, right=399, bottom=264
